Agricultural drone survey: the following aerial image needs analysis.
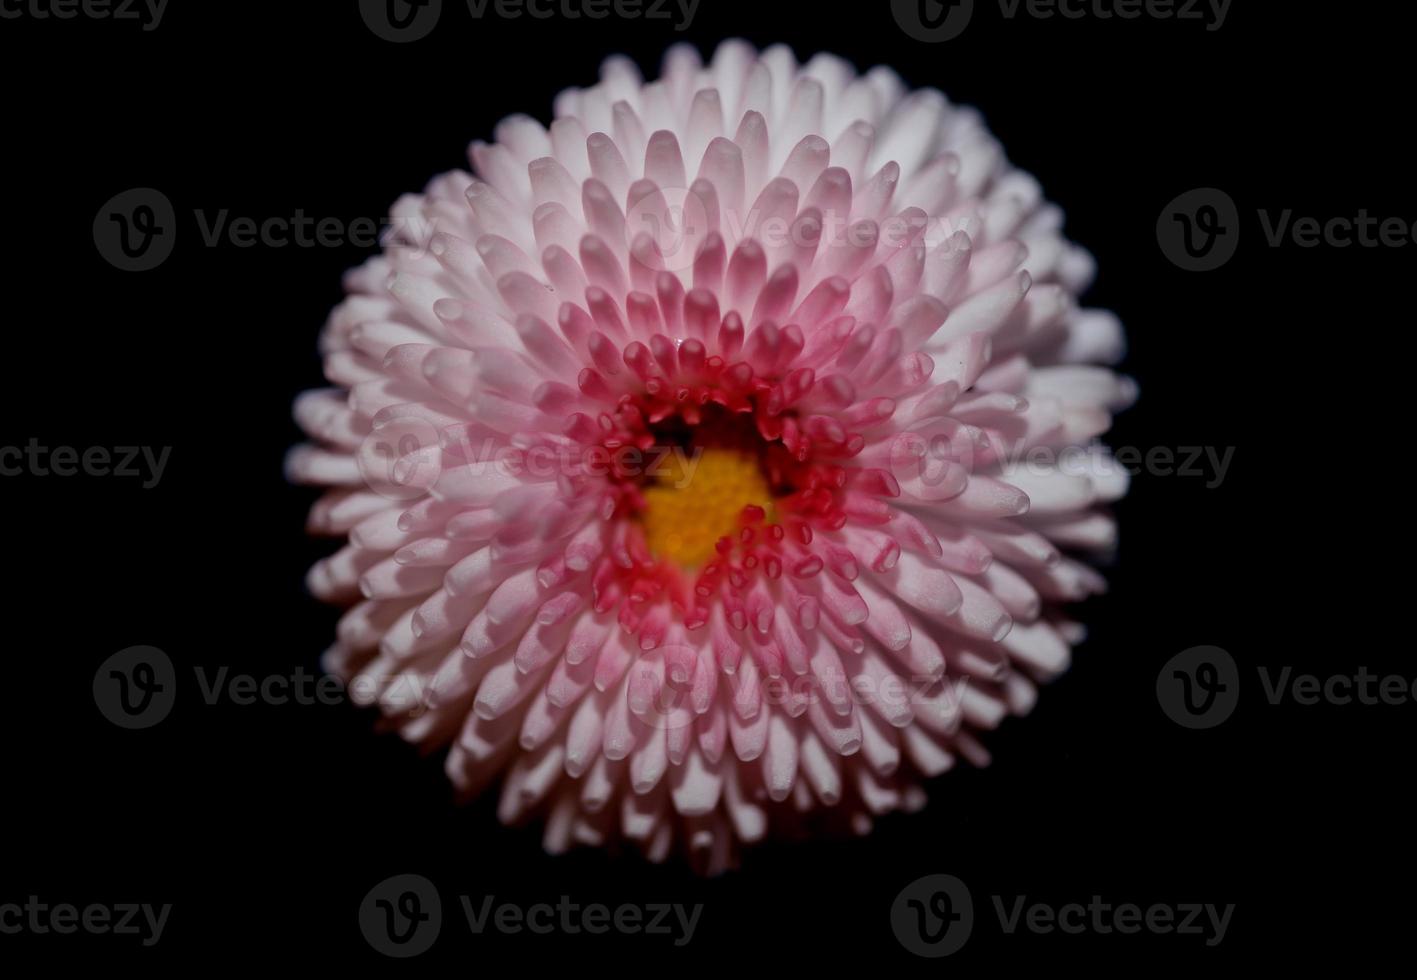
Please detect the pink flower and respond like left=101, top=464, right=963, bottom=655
left=289, top=40, right=1133, bottom=872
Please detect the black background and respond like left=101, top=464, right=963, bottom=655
left=1, top=0, right=1406, bottom=969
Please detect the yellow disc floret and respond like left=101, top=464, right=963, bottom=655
left=640, top=446, right=775, bottom=568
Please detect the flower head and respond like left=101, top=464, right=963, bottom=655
left=289, top=40, right=1133, bottom=872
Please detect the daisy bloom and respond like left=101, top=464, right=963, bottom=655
left=288, top=40, right=1134, bottom=873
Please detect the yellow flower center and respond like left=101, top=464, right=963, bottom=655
left=640, top=446, right=775, bottom=568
